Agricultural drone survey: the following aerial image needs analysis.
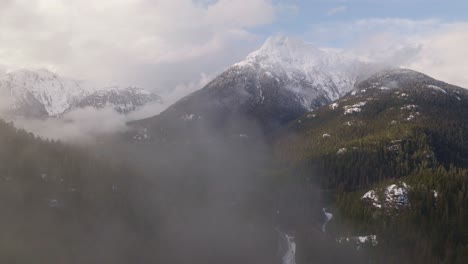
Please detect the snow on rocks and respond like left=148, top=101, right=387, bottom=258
left=181, top=114, right=202, bottom=121
left=343, top=102, right=366, bottom=115
left=329, top=102, right=339, bottom=110
left=400, top=105, right=418, bottom=111
left=387, top=144, right=400, bottom=152
left=362, top=182, right=411, bottom=209
left=362, top=190, right=382, bottom=208
left=337, top=148, right=348, bottom=155
left=337, top=235, right=378, bottom=249
left=386, top=183, right=410, bottom=206
left=133, top=128, right=150, bottom=141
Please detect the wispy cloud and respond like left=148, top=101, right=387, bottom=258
left=327, top=5, right=347, bottom=16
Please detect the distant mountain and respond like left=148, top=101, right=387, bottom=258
left=0, top=69, right=161, bottom=118
left=76, top=86, right=162, bottom=114
left=0, top=69, right=92, bottom=117
left=131, top=36, right=371, bottom=142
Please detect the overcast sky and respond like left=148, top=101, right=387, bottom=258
left=1, top=0, right=468, bottom=101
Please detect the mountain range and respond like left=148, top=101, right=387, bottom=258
left=125, top=36, right=468, bottom=263
left=0, top=35, right=467, bottom=264
left=130, top=36, right=385, bottom=142
left=0, top=69, right=162, bottom=118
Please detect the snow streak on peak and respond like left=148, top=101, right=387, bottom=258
left=233, top=35, right=367, bottom=105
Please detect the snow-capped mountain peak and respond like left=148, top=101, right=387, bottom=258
left=0, top=69, right=95, bottom=116
left=0, top=69, right=162, bottom=117
left=131, top=36, right=377, bottom=140
left=238, top=35, right=323, bottom=67
left=233, top=35, right=365, bottom=108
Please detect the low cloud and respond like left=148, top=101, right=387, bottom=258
left=9, top=107, right=128, bottom=143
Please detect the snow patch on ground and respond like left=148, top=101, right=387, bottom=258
left=362, top=190, right=382, bottom=208
left=401, top=105, right=418, bottom=111
left=337, top=235, right=378, bottom=248
left=426, top=85, right=447, bottom=94
left=337, top=148, right=348, bottom=155
left=329, top=102, right=339, bottom=110
left=343, top=102, right=366, bottom=115
left=362, top=182, right=411, bottom=209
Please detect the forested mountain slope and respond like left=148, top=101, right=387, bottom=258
left=273, top=69, right=468, bottom=263
left=0, top=119, right=148, bottom=263
left=130, top=36, right=371, bottom=142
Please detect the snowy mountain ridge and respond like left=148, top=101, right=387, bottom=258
left=233, top=35, right=367, bottom=107
left=130, top=35, right=385, bottom=141
left=0, top=69, right=161, bottom=117
left=77, top=85, right=163, bottom=114
left=0, top=69, right=93, bottom=116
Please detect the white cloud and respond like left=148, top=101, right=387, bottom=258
left=405, top=23, right=468, bottom=88
left=10, top=107, right=129, bottom=143
left=327, top=5, right=347, bottom=16
left=308, top=18, right=468, bottom=88
left=0, top=0, right=275, bottom=89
